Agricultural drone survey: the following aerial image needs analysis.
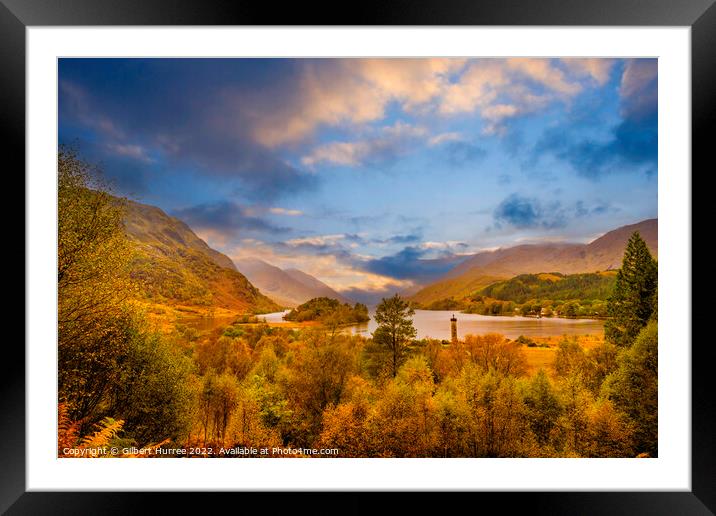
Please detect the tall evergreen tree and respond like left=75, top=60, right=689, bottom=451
left=373, top=294, right=417, bottom=377
left=604, top=232, right=657, bottom=347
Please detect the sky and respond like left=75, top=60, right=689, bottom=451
left=58, top=58, right=658, bottom=302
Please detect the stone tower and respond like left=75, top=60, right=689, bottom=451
left=450, top=314, right=458, bottom=343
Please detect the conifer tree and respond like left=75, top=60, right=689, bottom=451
left=604, top=232, right=657, bottom=347
left=373, top=294, right=417, bottom=377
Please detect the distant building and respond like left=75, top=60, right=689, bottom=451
left=450, top=314, right=458, bottom=343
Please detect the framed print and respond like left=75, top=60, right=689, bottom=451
left=5, top=0, right=714, bottom=513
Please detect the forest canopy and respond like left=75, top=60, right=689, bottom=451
left=283, top=297, right=369, bottom=326
left=420, top=272, right=618, bottom=318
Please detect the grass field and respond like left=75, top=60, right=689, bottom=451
left=522, top=333, right=605, bottom=376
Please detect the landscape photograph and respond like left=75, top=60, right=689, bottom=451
left=57, top=57, right=658, bottom=458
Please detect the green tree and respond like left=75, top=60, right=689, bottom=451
left=603, top=320, right=658, bottom=456
left=109, top=327, right=194, bottom=446
left=372, top=294, right=417, bottom=377
left=524, top=370, right=562, bottom=447
left=605, top=232, right=657, bottom=347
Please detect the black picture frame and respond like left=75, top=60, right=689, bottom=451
left=4, top=0, right=712, bottom=513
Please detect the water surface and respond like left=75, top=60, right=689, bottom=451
left=260, top=309, right=603, bottom=340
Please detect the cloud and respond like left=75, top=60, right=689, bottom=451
left=301, top=122, right=427, bottom=168
left=507, top=58, right=582, bottom=96
left=436, top=58, right=610, bottom=134
left=428, top=132, right=463, bottom=146
left=59, top=70, right=320, bottom=200
left=269, top=207, right=303, bottom=216
left=561, top=58, right=615, bottom=86
left=439, top=60, right=508, bottom=116
left=620, top=59, right=658, bottom=119
left=59, top=79, right=125, bottom=139
left=286, top=234, right=350, bottom=248
left=60, top=58, right=622, bottom=197
left=420, top=241, right=470, bottom=253
left=232, top=58, right=617, bottom=148
left=105, top=143, right=155, bottom=163
left=172, top=201, right=291, bottom=238
left=425, top=131, right=488, bottom=166
left=493, top=194, right=567, bottom=229
left=493, top=195, right=616, bottom=230
left=443, top=141, right=487, bottom=166
left=532, top=59, right=657, bottom=177
left=249, top=59, right=466, bottom=147
left=226, top=238, right=414, bottom=297
left=357, top=245, right=467, bottom=282
left=380, top=233, right=423, bottom=245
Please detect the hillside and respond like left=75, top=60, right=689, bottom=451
left=234, top=258, right=353, bottom=307
left=284, top=268, right=354, bottom=304
left=411, top=219, right=657, bottom=304
left=123, top=200, right=281, bottom=315
left=479, top=271, right=617, bottom=304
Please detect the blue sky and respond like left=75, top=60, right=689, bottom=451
left=58, top=58, right=657, bottom=300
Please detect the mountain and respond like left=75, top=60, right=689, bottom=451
left=410, top=219, right=657, bottom=304
left=233, top=258, right=353, bottom=307
left=123, top=200, right=281, bottom=315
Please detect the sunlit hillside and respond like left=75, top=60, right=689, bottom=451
left=123, top=199, right=280, bottom=316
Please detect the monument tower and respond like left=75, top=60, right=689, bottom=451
left=450, top=314, right=458, bottom=343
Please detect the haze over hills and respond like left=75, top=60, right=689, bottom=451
left=121, top=198, right=657, bottom=313
left=234, top=258, right=354, bottom=308
left=123, top=199, right=280, bottom=315
left=410, top=219, right=657, bottom=305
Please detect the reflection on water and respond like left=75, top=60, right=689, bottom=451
left=259, top=309, right=603, bottom=340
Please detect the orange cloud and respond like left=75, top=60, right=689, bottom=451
left=245, top=58, right=617, bottom=149
left=562, top=58, right=615, bottom=85
left=301, top=122, right=427, bottom=168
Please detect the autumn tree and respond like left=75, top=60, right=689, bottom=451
left=372, top=294, right=417, bottom=377
left=317, top=376, right=375, bottom=457
left=556, top=373, right=593, bottom=456
left=58, top=147, right=137, bottom=424
left=194, top=335, right=253, bottom=379
left=370, top=357, right=438, bottom=456
left=432, top=384, right=471, bottom=457
left=583, top=399, right=634, bottom=457
left=57, top=147, right=191, bottom=445
left=58, top=146, right=134, bottom=343
left=553, top=338, right=587, bottom=377
left=282, top=331, right=363, bottom=445
left=463, top=333, right=527, bottom=376
left=605, top=232, right=657, bottom=347
left=457, top=366, right=529, bottom=457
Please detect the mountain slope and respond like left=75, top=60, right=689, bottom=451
left=123, top=200, right=280, bottom=315
left=411, top=219, right=657, bottom=304
left=480, top=271, right=617, bottom=304
left=283, top=269, right=354, bottom=304
left=234, top=258, right=353, bottom=307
